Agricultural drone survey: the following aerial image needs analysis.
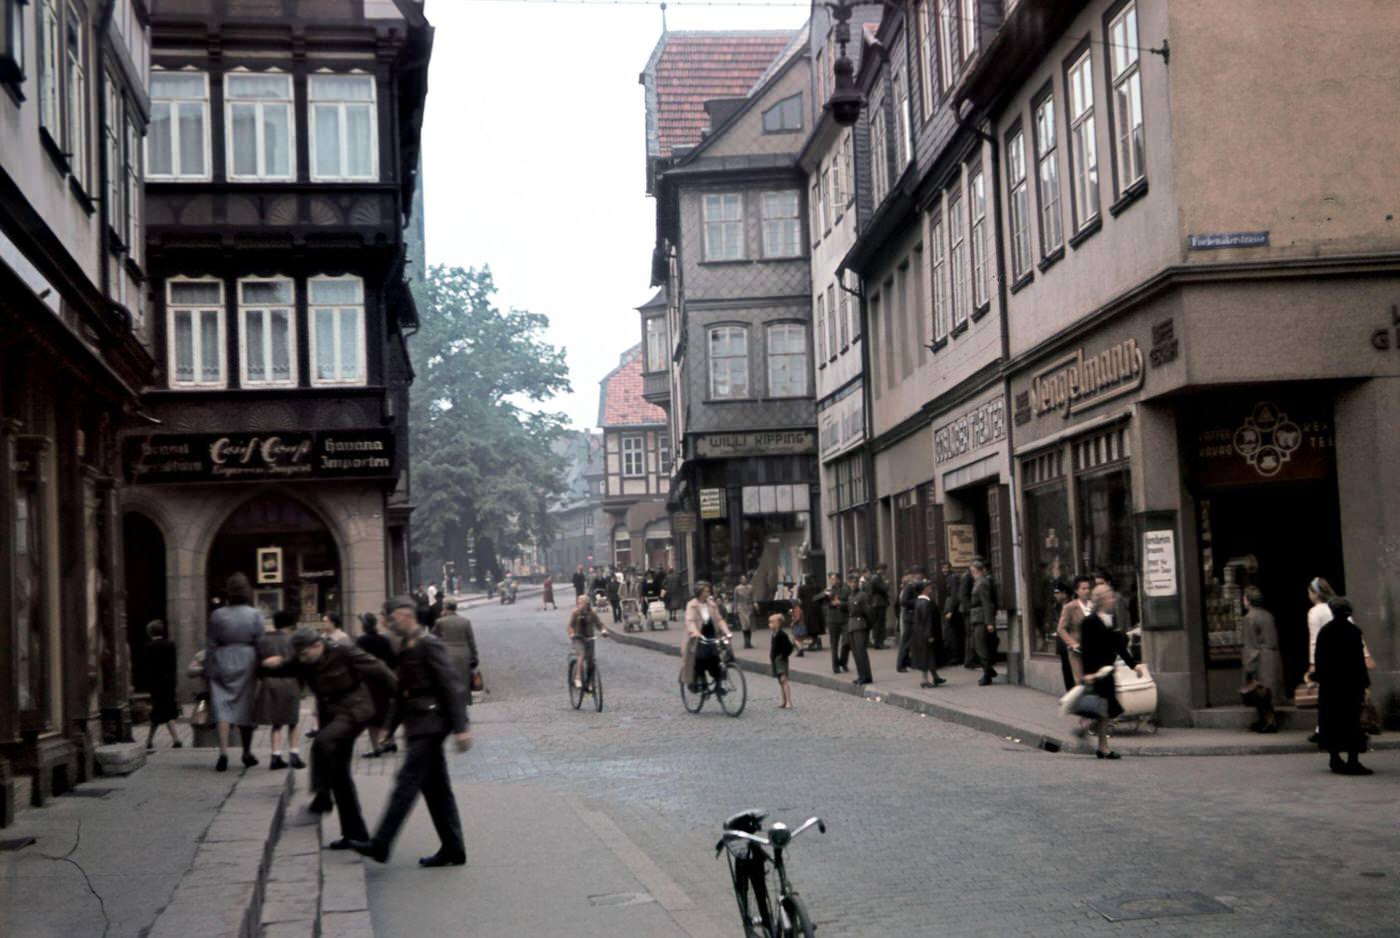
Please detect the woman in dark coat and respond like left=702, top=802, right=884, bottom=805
left=143, top=620, right=183, bottom=751
left=911, top=581, right=946, bottom=689
left=1313, top=597, right=1373, bottom=775
left=1078, top=585, right=1142, bottom=760
left=207, top=573, right=265, bottom=772
left=255, top=610, right=305, bottom=770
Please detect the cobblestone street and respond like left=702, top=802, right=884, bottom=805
left=360, top=601, right=1400, bottom=937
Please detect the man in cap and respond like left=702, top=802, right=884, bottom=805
left=352, top=596, right=472, bottom=867
left=266, top=627, right=395, bottom=849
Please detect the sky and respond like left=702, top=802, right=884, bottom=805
left=420, top=0, right=809, bottom=429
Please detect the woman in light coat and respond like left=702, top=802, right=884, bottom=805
left=680, top=582, right=731, bottom=691
left=207, top=573, right=265, bottom=772
left=1241, top=586, right=1282, bottom=733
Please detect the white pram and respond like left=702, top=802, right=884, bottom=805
left=1059, top=662, right=1159, bottom=734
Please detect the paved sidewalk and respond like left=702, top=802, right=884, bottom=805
left=609, top=624, right=1399, bottom=756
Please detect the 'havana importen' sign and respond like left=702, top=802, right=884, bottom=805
left=123, top=430, right=396, bottom=484
left=934, top=397, right=1006, bottom=465
left=1030, top=338, right=1146, bottom=420
left=695, top=430, right=816, bottom=459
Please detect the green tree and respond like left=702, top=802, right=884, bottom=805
left=410, top=265, right=571, bottom=584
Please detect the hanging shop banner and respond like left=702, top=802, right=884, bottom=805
left=122, top=430, right=397, bottom=484
left=1192, top=397, right=1334, bottom=489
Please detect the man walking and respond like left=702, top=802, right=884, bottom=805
left=269, top=629, right=395, bottom=849
left=572, top=565, right=587, bottom=599
left=847, top=573, right=874, bottom=685
left=896, top=567, right=924, bottom=672
left=823, top=572, right=850, bottom=674
left=734, top=575, right=755, bottom=649
left=969, top=560, right=999, bottom=685
left=435, top=600, right=479, bottom=703
left=938, top=561, right=962, bottom=666
left=353, top=596, right=472, bottom=867
left=868, top=565, right=890, bottom=650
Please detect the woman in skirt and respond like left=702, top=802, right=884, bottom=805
left=255, top=609, right=305, bottom=770
left=143, top=620, right=183, bottom=751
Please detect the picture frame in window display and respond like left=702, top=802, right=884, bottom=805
left=256, top=546, right=283, bottom=584
left=254, top=588, right=283, bottom=620
left=300, top=582, right=320, bottom=621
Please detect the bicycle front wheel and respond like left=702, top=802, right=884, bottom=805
left=592, top=666, right=604, bottom=712
left=568, top=658, right=584, bottom=710
left=680, top=678, right=704, bottom=713
left=718, top=663, right=747, bottom=717
left=779, top=894, right=816, bottom=938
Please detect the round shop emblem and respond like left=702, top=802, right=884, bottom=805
left=1232, top=402, right=1301, bottom=477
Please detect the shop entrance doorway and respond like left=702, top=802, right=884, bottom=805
left=206, top=495, right=342, bottom=625
left=123, top=512, right=167, bottom=693
left=945, top=482, right=993, bottom=568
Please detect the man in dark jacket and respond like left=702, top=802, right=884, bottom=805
left=968, top=560, right=999, bottom=685
left=664, top=568, right=684, bottom=621
left=896, top=568, right=925, bottom=671
left=353, top=595, right=472, bottom=866
left=868, top=565, right=891, bottom=650
left=275, top=629, right=395, bottom=848
left=847, top=573, right=874, bottom=685
left=356, top=613, right=399, bottom=758
left=435, top=601, right=479, bottom=703
left=941, top=562, right=964, bottom=666
left=823, top=572, right=850, bottom=673
left=572, top=565, right=587, bottom=598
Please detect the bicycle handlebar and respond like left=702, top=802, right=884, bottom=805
left=715, top=816, right=825, bottom=856
left=695, top=636, right=731, bottom=645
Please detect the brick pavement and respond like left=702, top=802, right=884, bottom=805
left=402, top=601, right=1400, bottom=937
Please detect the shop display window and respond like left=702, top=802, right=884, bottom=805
left=1024, top=478, right=1070, bottom=654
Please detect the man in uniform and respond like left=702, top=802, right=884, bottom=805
left=867, top=564, right=890, bottom=650
left=896, top=567, right=925, bottom=671
left=969, top=560, right=999, bottom=685
left=352, top=596, right=472, bottom=867
left=271, top=628, right=395, bottom=849
left=435, top=600, right=479, bottom=703
left=823, top=572, right=850, bottom=674
left=846, top=572, right=874, bottom=685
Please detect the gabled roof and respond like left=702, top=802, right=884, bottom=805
left=598, top=345, right=667, bottom=429
left=642, top=31, right=797, bottom=161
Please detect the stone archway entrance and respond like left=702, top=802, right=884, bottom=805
left=123, top=512, right=167, bottom=693
left=206, top=494, right=343, bottom=625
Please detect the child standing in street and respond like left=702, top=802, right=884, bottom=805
left=769, top=613, right=794, bottom=709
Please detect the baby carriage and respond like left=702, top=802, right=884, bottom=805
left=645, top=592, right=669, bottom=630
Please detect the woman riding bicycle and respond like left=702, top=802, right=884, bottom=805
left=682, top=581, right=732, bottom=693
left=568, top=595, right=608, bottom=690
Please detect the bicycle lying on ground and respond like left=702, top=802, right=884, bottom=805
left=567, top=635, right=604, bottom=712
left=716, top=809, right=825, bottom=937
left=680, top=636, right=746, bottom=716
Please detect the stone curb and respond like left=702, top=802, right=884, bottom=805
left=148, top=768, right=295, bottom=938
left=257, top=796, right=376, bottom=938
left=607, top=630, right=1400, bottom=757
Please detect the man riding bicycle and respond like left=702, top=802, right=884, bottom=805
left=682, top=582, right=732, bottom=693
left=568, top=595, right=608, bottom=690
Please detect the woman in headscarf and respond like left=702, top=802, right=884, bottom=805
left=206, top=573, right=264, bottom=771
left=1312, top=597, right=1373, bottom=775
left=1077, top=585, right=1143, bottom=760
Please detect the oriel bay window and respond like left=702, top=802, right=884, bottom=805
left=702, top=193, right=743, bottom=261
left=1108, top=1, right=1145, bottom=194
left=147, top=70, right=209, bottom=180
left=708, top=325, right=749, bottom=399
left=1066, top=49, right=1099, bottom=231
left=644, top=315, right=668, bottom=372
left=309, top=73, right=378, bottom=181
left=225, top=70, right=294, bottom=181
left=766, top=322, right=807, bottom=398
left=167, top=278, right=226, bottom=388
left=309, top=276, right=365, bottom=385
left=238, top=277, right=296, bottom=387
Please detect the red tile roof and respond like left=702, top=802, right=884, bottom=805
left=599, top=345, right=667, bottom=428
left=652, top=32, right=797, bottom=158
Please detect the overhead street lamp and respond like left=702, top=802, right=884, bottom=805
left=821, top=1, right=902, bottom=128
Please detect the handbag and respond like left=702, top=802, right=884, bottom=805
left=1070, top=689, right=1109, bottom=720
left=186, top=650, right=206, bottom=680
left=189, top=695, right=211, bottom=727
left=1293, top=682, right=1319, bottom=708
left=470, top=670, right=484, bottom=693
left=1239, top=680, right=1272, bottom=708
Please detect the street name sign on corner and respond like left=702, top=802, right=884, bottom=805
left=1187, top=231, right=1269, bottom=250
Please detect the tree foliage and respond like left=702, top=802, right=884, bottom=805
left=410, top=265, right=571, bottom=582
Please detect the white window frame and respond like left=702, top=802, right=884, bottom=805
left=1007, top=128, right=1031, bottom=279
left=105, top=78, right=123, bottom=236
left=894, top=67, right=913, bottom=169
left=766, top=322, right=808, bottom=398
left=831, top=284, right=844, bottom=349
left=644, top=315, right=668, bottom=373
left=1, top=0, right=25, bottom=85
left=125, top=115, right=141, bottom=254
left=819, top=167, right=831, bottom=232
left=621, top=435, right=645, bottom=478
left=236, top=276, right=298, bottom=388
left=224, top=69, right=295, bottom=182
left=308, top=275, right=367, bottom=387
left=842, top=131, right=855, bottom=207
left=308, top=72, right=379, bottom=182
left=948, top=183, right=968, bottom=328
left=969, top=164, right=989, bottom=309
left=761, top=190, right=802, bottom=259
left=707, top=325, right=749, bottom=399
left=761, top=93, right=803, bottom=133
left=960, top=0, right=978, bottom=63
left=815, top=292, right=827, bottom=362
left=1067, top=49, right=1099, bottom=230
left=702, top=193, right=744, bottom=261
left=930, top=213, right=949, bottom=341
left=870, top=106, right=888, bottom=204
left=918, top=0, right=937, bottom=115
left=64, top=2, right=87, bottom=190
left=809, top=181, right=821, bottom=248
left=1034, top=91, right=1064, bottom=255
left=1109, top=2, right=1145, bottom=193
left=938, top=0, right=958, bottom=90
left=39, top=0, right=60, bottom=134
left=845, top=271, right=860, bottom=341
left=147, top=69, right=211, bottom=181
left=166, top=277, right=226, bottom=389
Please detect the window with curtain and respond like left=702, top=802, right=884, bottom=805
left=1109, top=2, right=1145, bottom=193
left=947, top=182, right=968, bottom=328
left=622, top=435, right=645, bottom=477
left=309, top=73, right=378, bottom=181
left=238, top=278, right=296, bottom=387
left=761, top=190, right=802, bottom=258
left=815, top=293, right=827, bottom=362
left=125, top=117, right=141, bottom=252
left=644, top=315, right=668, bottom=372
left=937, top=0, right=958, bottom=91
left=147, top=71, right=209, bottom=179
left=870, top=106, right=888, bottom=203
left=708, top=325, right=749, bottom=399
left=930, top=212, right=948, bottom=341
left=1034, top=90, right=1063, bottom=255
left=1007, top=128, right=1031, bottom=279
left=65, top=3, right=87, bottom=189
left=309, top=276, right=365, bottom=385
left=105, top=81, right=123, bottom=237
left=225, top=71, right=293, bottom=181
left=39, top=0, right=59, bottom=135
left=702, top=193, right=743, bottom=261
left=167, top=279, right=225, bottom=388
left=767, top=323, right=807, bottom=398
left=1067, top=50, right=1099, bottom=229
left=969, top=165, right=989, bottom=308
left=917, top=0, right=937, bottom=115
left=959, top=0, right=978, bottom=62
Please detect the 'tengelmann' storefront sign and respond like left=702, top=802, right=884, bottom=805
left=1030, top=339, right=1146, bottom=420
left=122, top=430, right=396, bottom=484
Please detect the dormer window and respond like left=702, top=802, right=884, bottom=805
left=761, top=93, right=802, bottom=133
left=225, top=71, right=294, bottom=181
left=309, top=73, right=378, bottom=182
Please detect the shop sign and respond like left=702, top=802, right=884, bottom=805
left=671, top=511, right=697, bottom=533
left=1142, top=530, right=1177, bottom=598
left=122, top=429, right=396, bottom=484
left=1030, top=338, right=1146, bottom=420
left=1187, top=231, right=1269, bottom=250
left=946, top=523, right=977, bottom=567
left=695, top=430, right=816, bottom=459
left=698, top=488, right=726, bottom=520
left=934, top=398, right=1006, bottom=465
left=1194, top=399, right=1333, bottom=488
